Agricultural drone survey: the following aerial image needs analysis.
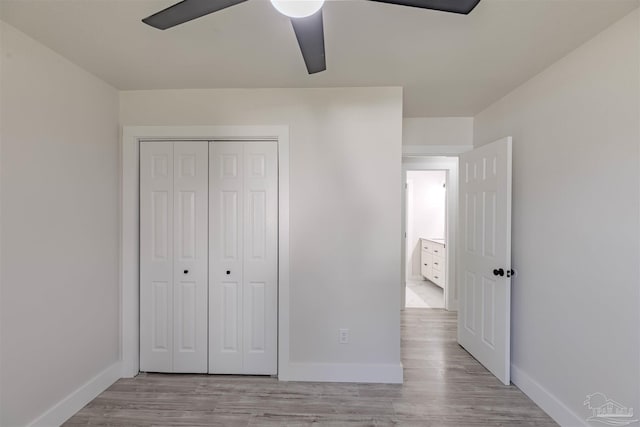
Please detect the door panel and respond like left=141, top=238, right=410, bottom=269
left=175, top=281, right=197, bottom=351
left=222, top=191, right=240, bottom=259
left=210, top=143, right=244, bottom=374
left=151, top=281, right=170, bottom=352
left=222, top=281, right=240, bottom=352
left=210, top=142, right=278, bottom=375
left=141, top=141, right=208, bottom=374
left=458, top=137, right=512, bottom=385
left=248, top=282, right=266, bottom=352
left=242, top=143, right=277, bottom=375
left=173, top=142, right=208, bottom=373
left=141, top=142, right=174, bottom=372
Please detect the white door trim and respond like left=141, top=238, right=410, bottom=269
left=401, top=156, right=462, bottom=311
left=403, top=145, right=473, bottom=156
left=120, top=125, right=290, bottom=379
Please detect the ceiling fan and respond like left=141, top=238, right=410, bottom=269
left=142, top=0, right=482, bottom=74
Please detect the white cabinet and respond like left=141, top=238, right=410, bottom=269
left=421, top=238, right=446, bottom=288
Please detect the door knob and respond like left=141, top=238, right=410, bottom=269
left=493, top=268, right=504, bottom=277
left=226, top=270, right=231, bottom=275
left=183, top=269, right=189, bottom=274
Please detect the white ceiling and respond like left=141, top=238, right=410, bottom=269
left=1, top=0, right=638, bottom=116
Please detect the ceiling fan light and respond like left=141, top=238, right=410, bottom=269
left=271, top=0, right=325, bottom=18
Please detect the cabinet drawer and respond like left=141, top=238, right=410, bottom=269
left=431, top=243, right=444, bottom=257
left=421, top=262, right=432, bottom=278
left=431, top=271, right=445, bottom=288
left=421, top=251, right=433, bottom=267
left=421, top=239, right=445, bottom=256
left=432, top=256, right=444, bottom=272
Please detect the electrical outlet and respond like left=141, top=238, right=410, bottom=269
left=339, top=328, right=349, bottom=344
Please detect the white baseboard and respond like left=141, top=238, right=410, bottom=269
left=511, top=364, right=587, bottom=427
left=279, top=362, right=403, bottom=384
left=28, top=361, right=121, bottom=427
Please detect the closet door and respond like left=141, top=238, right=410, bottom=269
left=140, top=142, right=174, bottom=373
left=243, top=143, right=277, bottom=374
left=209, top=142, right=277, bottom=375
left=140, top=141, right=208, bottom=373
left=209, top=143, right=244, bottom=374
left=172, top=142, right=209, bottom=373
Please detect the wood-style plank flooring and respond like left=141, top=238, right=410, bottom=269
left=65, top=309, right=556, bottom=426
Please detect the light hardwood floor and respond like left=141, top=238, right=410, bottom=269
left=65, top=310, right=556, bottom=426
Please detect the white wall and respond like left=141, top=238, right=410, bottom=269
left=406, top=171, right=446, bottom=278
left=474, top=10, right=639, bottom=426
left=120, top=88, right=403, bottom=376
left=403, top=117, right=473, bottom=146
left=0, top=22, right=120, bottom=426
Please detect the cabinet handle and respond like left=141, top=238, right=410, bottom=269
left=434, top=262, right=438, bottom=265
left=434, top=275, right=439, bottom=279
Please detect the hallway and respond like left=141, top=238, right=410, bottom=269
left=65, top=309, right=556, bottom=426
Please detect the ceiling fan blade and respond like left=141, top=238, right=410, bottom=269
left=142, top=0, right=247, bottom=30
left=290, top=10, right=326, bottom=74
left=369, top=0, right=481, bottom=14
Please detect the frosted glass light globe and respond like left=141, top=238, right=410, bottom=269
left=271, top=0, right=325, bottom=18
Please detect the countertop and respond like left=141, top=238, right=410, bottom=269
left=421, top=237, right=445, bottom=246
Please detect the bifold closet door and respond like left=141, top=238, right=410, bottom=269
left=140, top=141, right=208, bottom=373
left=209, top=142, right=278, bottom=375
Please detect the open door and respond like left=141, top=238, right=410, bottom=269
left=458, top=137, right=512, bottom=385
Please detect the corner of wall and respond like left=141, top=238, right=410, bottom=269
left=27, top=362, right=121, bottom=427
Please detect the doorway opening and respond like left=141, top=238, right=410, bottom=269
left=405, top=170, right=447, bottom=309
left=401, top=156, right=459, bottom=312
left=400, top=139, right=512, bottom=386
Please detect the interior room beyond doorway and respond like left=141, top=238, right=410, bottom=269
left=405, top=170, right=446, bottom=309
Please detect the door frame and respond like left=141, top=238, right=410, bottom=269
left=401, top=157, right=458, bottom=311
left=120, top=125, right=290, bottom=379
left=400, top=145, right=471, bottom=311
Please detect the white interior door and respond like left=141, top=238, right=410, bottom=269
left=140, top=142, right=173, bottom=373
left=209, top=141, right=278, bottom=375
left=172, top=142, right=208, bottom=373
left=140, top=141, right=208, bottom=373
left=457, top=137, right=512, bottom=385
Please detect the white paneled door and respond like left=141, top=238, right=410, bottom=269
left=210, top=142, right=278, bottom=375
left=140, top=141, right=208, bottom=373
left=458, top=137, right=512, bottom=385
left=141, top=140, right=277, bottom=375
